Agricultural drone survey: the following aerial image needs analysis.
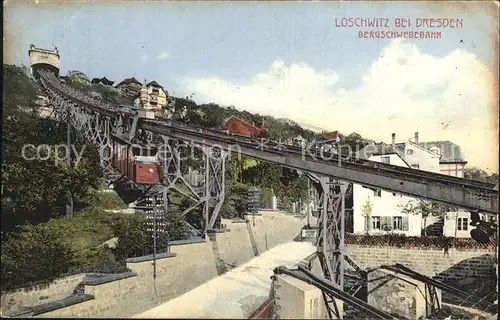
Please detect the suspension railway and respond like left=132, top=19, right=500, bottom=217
left=27, top=45, right=499, bottom=319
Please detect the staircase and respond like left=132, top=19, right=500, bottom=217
left=425, top=217, right=444, bottom=236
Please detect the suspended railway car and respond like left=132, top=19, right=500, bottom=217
left=223, top=116, right=268, bottom=138
left=111, top=136, right=161, bottom=185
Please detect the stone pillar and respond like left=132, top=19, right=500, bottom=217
left=275, top=274, right=330, bottom=319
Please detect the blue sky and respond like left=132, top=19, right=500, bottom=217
left=5, top=1, right=499, bottom=171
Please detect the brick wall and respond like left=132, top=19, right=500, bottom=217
left=346, top=245, right=495, bottom=281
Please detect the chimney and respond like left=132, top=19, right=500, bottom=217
left=391, top=133, right=396, bottom=149
left=414, top=132, right=419, bottom=144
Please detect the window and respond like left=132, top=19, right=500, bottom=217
left=406, top=149, right=414, bottom=155
left=411, top=164, right=419, bottom=169
left=374, top=189, right=382, bottom=197
left=457, top=218, right=468, bottom=231
left=371, top=216, right=381, bottom=230
left=393, top=217, right=403, bottom=230
left=381, top=156, right=390, bottom=164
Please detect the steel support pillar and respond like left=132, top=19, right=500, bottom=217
left=202, top=146, right=226, bottom=233
left=315, top=176, right=348, bottom=319
left=41, top=72, right=118, bottom=181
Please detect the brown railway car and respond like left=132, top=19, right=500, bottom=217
left=223, top=116, right=268, bottom=138
left=111, top=137, right=161, bottom=185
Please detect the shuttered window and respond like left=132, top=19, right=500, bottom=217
left=457, top=218, right=468, bottom=231
left=393, top=217, right=403, bottom=230
left=402, top=216, right=409, bottom=231
left=365, top=216, right=409, bottom=232
left=371, top=216, right=381, bottom=230
left=364, top=216, right=370, bottom=231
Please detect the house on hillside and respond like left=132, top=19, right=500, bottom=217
left=133, top=80, right=169, bottom=110
left=316, top=131, right=344, bottom=144
left=310, top=131, right=344, bottom=154
left=419, top=140, right=467, bottom=177
left=292, top=135, right=307, bottom=147
left=91, top=77, right=114, bottom=86
left=392, top=132, right=441, bottom=173
left=115, top=77, right=142, bottom=97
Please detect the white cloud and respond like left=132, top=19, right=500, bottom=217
left=157, top=52, right=169, bottom=60
left=184, top=40, right=498, bottom=172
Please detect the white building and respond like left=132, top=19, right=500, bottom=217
left=353, top=132, right=477, bottom=238
left=352, top=133, right=441, bottom=236
left=417, top=138, right=473, bottom=237
left=442, top=211, right=472, bottom=238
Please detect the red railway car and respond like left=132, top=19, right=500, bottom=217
left=223, top=116, right=268, bottom=138
left=111, top=137, right=161, bottom=185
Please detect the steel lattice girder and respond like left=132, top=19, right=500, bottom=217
left=305, top=172, right=348, bottom=318
left=140, top=123, right=498, bottom=214
left=39, top=70, right=227, bottom=235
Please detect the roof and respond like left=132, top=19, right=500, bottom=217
left=146, top=80, right=163, bottom=88
left=419, top=141, right=467, bottom=163
left=319, top=131, right=343, bottom=141
left=356, top=142, right=403, bottom=160
left=91, top=77, right=114, bottom=85
left=225, top=115, right=251, bottom=125
left=29, top=45, right=59, bottom=56
left=115, top=77, right=141, bottom=87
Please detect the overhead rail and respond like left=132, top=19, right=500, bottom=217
left=38, top=69, right=499, bottom=214
left=140, top=121, right=499, bottom=214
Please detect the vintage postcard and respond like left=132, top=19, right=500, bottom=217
left=2, top=1, right=499, bottom=319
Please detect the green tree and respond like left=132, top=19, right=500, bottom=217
left=400, top=200, right=451, bottom=236
left=465, top=167, right=498, bottom=185
left=1, top=65, right=101, bottom=236
left=361, top=197, right=373, bottom=234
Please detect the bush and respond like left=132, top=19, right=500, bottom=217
left=75, top=247, right=127, bottom=274
left=112, top=213, right=149, bottom=261
left=220, top=182, right=248, bottom=219
left=83, top=190, right=127, bottom=210
left=1, top=224, right=75, bottom=290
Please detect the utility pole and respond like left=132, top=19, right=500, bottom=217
left=152, top=195, right=157, bottom=279
left=152, top=194, right=158, bottom=298
left=307, top=179, right=311, bottom=227
left=66, top=116, right=74, bottom=218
